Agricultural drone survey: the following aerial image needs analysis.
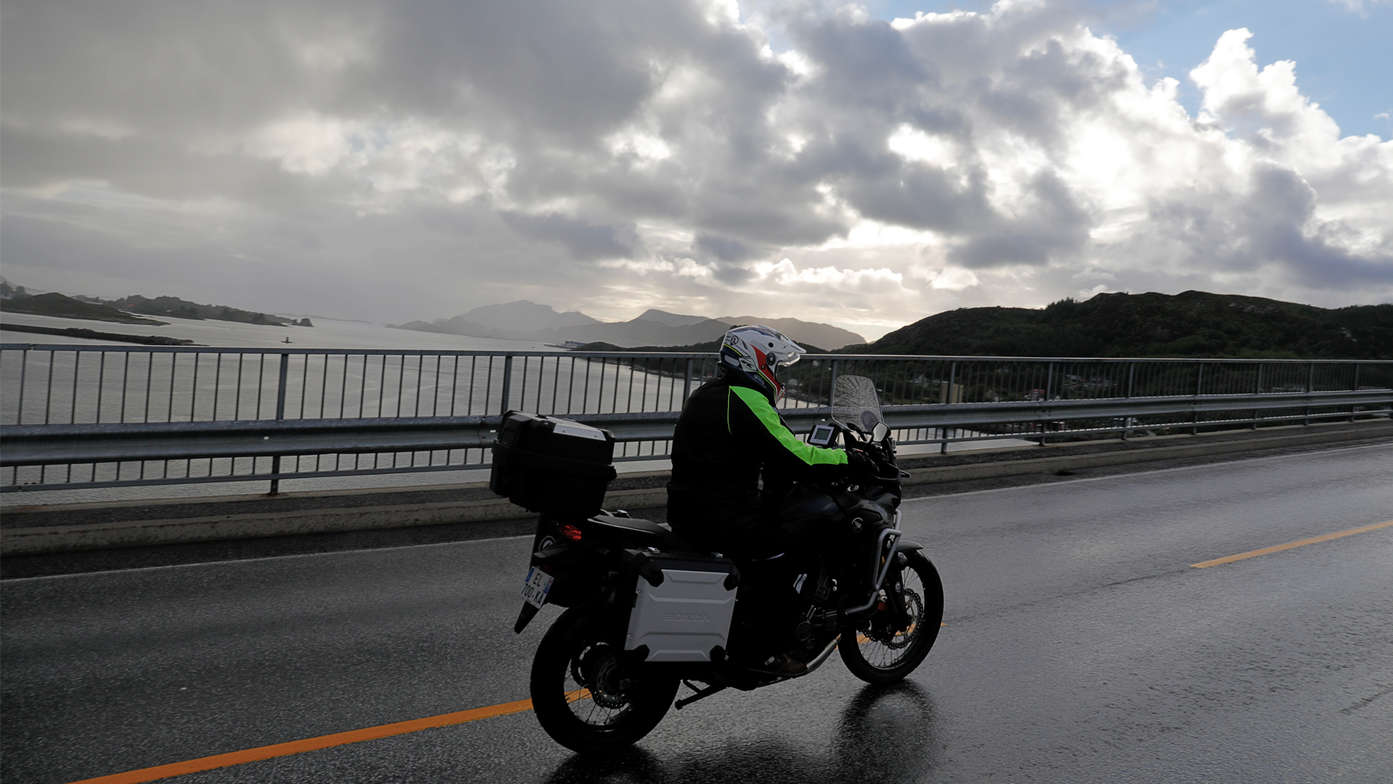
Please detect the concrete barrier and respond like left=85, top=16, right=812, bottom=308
left=3, top=421, right=1390, bottom=556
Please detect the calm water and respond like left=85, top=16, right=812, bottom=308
left=1, top=312, right=693, bottom=505
left=0, top=310, right=554, bottom=352
left=1, top=312, right=1017, bottom=506
left=2, top=311, right=707, bottom=428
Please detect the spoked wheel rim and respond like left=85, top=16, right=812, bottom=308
left=564, top=641, right=639, bottom=730
left=531, top=608, right=679, bottom=753
left=854, top=565, right=928, bottom=670
left=838, top=552, right=943, bottom=684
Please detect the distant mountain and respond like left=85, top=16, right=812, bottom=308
left=635, top=309, right=713, bottom=328
left=0, top=293, right=168, bottom=325
left=863, top=291, right=1393, bottom=359
left=721, top=316, right=864, bottom=354
left=458, top=300, right=599, bottom=333
left=391, top=302, right=866, bottom=349
left=392, top=300, right=599, bottom=339
left=558, top=316, right=732, bottom=348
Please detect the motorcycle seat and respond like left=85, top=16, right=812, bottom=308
left=585, top=514, right=687, bottom=548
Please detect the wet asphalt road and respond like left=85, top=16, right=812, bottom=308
left=3, top=443, right=1392, bottom=783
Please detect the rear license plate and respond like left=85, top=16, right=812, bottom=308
left=521, top=566, right=555, bottom=609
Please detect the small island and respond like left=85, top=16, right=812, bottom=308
left=0, top=293, right=168, bottom=325
left=102, top=295, right=309, bottom=327
left=0, top=284, right=306, bottom=345
left=0, top=282, right=315, bottom=330
left=0, top=323, right=197, bottom=346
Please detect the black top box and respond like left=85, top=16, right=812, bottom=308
left=490, top=411, right=617, bottom=518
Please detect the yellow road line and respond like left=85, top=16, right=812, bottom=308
left=66, top=689, right=589, bottom=784
left=70, top=617, right=952, bottom=783
left=1191, top=520, right=1393, bottom=569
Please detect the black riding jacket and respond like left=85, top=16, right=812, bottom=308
left=667, top=372, right=850, bottom=551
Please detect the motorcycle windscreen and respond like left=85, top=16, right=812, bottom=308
left=831, top=375, right=885, bottom=436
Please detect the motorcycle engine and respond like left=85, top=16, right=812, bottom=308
left=792, top=605, right=840, bottom=661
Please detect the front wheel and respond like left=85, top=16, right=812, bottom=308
left=838, top=551, right=944, bottom=685
left=530, top=607, right=679, bottom=754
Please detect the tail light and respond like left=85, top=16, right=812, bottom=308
left=558, top=523, right=584, bottom=542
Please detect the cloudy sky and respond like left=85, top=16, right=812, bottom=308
left=2, top=0, right=1390, bottom=340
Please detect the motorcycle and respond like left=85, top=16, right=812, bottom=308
left=492, top=375, right=944, bottom=754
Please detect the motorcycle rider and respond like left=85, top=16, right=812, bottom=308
left=667, top=324, right=873, bottom=670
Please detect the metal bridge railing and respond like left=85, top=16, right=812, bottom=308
left=2, top=344, right=1390, bottom=493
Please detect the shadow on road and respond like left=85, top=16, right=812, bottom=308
left=541, top=681, right=939, bottom=784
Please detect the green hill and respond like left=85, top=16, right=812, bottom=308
left=109, top=295, right=299, bottom=326
left=0, top=293, right=167, bottom=325
left=861, top=291, right=1393, bottom=359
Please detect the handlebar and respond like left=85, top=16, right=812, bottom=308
left=818, top=415, right=900, bottom=484
left=846, top=441, right=899, bottom=483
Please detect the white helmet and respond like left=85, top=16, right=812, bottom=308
left=719, top=324, right=805, bottom=398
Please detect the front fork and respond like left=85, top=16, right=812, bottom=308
left=876, top=529, right=926, bottom=632
left=881, top=553, right=913, bottom=630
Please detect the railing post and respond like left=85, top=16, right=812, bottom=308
left=941, top=361, right=956, bottom=454
left=682, top=358, right=693, bottom=405
left=1040, top=361, right=1054, bottom=447
left=828, top=359, right=840, bottom=407
left=1351, top=362, right=1361, bottom=422
left=269, top=352, right=289, bottom=495
left=1304, top=361, right=1315, bottom=426
left=1122, top=362, right=1136, bottom=441
left=1252, top=363, right=1263, bottom=430
left=1192, top=363, right=1204, bottom=435
left=16, top=348, right=28, bottom=425
left=500, top=354, right=515, bottom=416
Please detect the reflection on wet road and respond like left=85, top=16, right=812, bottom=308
left=3, top=444, right=1391, bottom=783
left=544, top=683, right=938, bottom=784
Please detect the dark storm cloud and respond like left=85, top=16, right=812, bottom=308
left=2, top=0, right=1388, bottom=328
left=787, top=14, right=936, bottom=112
left=694, top=234, right=758, bottom=262
left=695, top=193, right=844, bottom=247
left=712, top=260, right=758, bottom=285
left=0, top=125, right=321, bottom=205
left=767, top=5, right=1106, bottom=253
left=0, top=2, right=322, bottom=137
left=1133, top=162, right=1393, bottom=294
left=840, top=162, right=994, bottom=234
left=363, top=2, right=665, bottom=143
left=499, top=211, right=640, bottom=261
left=952, top=171, right=1092, bottom=268
left=1243, top=165, right=1393, bottom=288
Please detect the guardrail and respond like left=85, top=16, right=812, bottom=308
left=2, top=344, right=1390, bottom=493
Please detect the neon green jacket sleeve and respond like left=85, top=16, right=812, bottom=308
left=728, top=385, right=849, bottom=474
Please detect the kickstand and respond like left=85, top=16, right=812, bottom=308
left=674, top=680, right=726, bottom=711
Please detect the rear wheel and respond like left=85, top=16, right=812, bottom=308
left=530, top=607, right=679, bottom=754
left=838, top=551, right=943, bottom=684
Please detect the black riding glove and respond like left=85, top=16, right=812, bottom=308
left=846, top=449, right=877, bottom=478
